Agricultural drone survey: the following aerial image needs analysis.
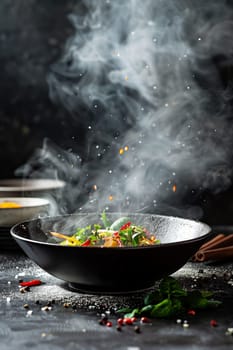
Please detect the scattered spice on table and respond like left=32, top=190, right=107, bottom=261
left=210, top=319, right=218, bottom=327
left=187, top=309, right=196, bottom=316
left=116, top=325, right=122, bottom=332
left=63, top=302, right=72, bottom=308
left=225, top=328, right=233, bottom=336
left=140, top=316, right=150, bottom=323
left=99, top=314, right=143, bottom=333
left=99, top=315, right=109, bottom=325
left=117, top=318, right=124, bottom=326
left=41, top=305, right=52, bottom=311
left=19, top=286, right=30, bottom=293
left=19, top=279, right=42, bottom=287
left=123, top=317, right=134, bottom=325
left=26, top=310, right=33, bottom=317
left=183, top=322, right=190, bottom=328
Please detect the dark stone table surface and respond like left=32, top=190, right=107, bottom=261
left=0, top=249, right=232, bottom=350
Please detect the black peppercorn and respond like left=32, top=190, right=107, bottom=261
left=134, top=325, right=140, bottom=333
left=116, top=325, right=122, bottom=332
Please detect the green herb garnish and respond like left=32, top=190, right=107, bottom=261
left=101, top=210, right=112, bottom=229
left=117, top=276, right=221, bottom=319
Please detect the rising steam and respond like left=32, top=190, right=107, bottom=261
left=18, top=0, right=233, bottom=218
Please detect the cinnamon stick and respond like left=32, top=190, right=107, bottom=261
left=195, top=245, right=233, bottom=262
left=199, top=233, right=225, bottom=250
left=199, top=234, right=233, bottom=251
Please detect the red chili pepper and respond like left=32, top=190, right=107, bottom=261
left=81, top=239, right=91, bottom=246
left=19, top=279, right=42, bottom=287
left=120, top=222, right=131, bottom=231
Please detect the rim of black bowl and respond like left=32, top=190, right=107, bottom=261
left=10, top=213, right=213, bottom=250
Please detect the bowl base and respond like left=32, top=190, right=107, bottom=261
left=68, top=282, right=154, bottom=295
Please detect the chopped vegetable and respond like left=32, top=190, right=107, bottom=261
left=101, top=210, right=111, bottom=228
left=110, top=217, right=131, bottom=231
left=117, top=276, right=221, bottom=319
left=49, top=212, right=159, bottom=248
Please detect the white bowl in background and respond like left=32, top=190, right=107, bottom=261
left=0, top=179, right=65, bottom=197
left=0, top=197, right=50, bottom=227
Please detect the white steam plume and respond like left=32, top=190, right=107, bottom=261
left=19, top=0, right=233, bottom=218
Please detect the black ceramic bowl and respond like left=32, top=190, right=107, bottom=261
left=11, top=213, right=212, bottom=294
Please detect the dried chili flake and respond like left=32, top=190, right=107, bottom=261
left=140, top=316, right=150, bottom=323
left=117, top=318, right=124, bottom=326
left=19, top=279, right=42, bottom=287
left=187, top=309, right=196, bottom=316
left=99, top=316, right=108, bottom=325
left=210, top=319, right=218, bottom=327
left=123, top=317, right=133, bottom=325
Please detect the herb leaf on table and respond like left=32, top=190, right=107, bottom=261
left=117, top=276, right=221, bottom=319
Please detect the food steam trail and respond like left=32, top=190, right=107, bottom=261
left=17, top=0, right=233, bottom=218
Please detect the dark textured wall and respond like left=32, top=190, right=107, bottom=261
left=0, top=0, right=82, bottom=178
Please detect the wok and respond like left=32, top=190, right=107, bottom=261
left=11, top=213, right=212, bottom=294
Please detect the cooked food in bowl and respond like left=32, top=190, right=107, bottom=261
left=49, top=212, right=160, bottom=247
left=10, top=213, right=212, bottom=293
left=0, top=197, right=50, bottom=227
left=0, top=200, right=22, bottom=208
